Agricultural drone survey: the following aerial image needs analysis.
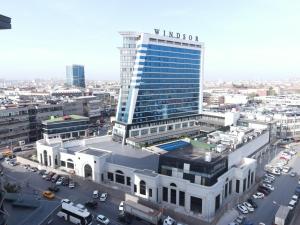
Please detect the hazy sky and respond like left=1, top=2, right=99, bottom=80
left=1, top=0, right=300, bottom=81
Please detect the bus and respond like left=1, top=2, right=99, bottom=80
left=57, top=202, right=93, bottom=225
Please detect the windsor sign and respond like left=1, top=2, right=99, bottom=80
left=154, top=29, right=199, bottom=42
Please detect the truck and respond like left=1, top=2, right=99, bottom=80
left=274, top=205, right=290, bottom=225
left=124, top=200, right=162, bottom=225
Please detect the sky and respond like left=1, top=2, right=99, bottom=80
left=0, top=0, right=300, bottom=81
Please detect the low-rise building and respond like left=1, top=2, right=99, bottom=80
left=42, top=115, right=89, bottom=140
left=36, top=122, right=269, bottom=222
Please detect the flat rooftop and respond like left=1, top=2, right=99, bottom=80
left=86, top=136, right=159, bottom=171
left=80, top=148, right=108, bottom=157
left=43, top=115, right=88, bottom=124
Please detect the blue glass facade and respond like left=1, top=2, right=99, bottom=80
left=121, top=43, right=201, bottom=124
left=66, top=65, right=86, bottom=88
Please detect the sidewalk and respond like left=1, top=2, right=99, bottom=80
left=216, top=209, right=239, bottom=225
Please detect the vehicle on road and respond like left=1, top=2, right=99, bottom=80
left=163, top=216, right=176, bottom=225
left=247, top=198, right=258, bottom=208
left=48, top=185, right=59, bottom=192
left=234, top=215, right=245, bottom=224
left=290, top=171, right=296, bottom=177
left=257, top=187, right=270, bottom=195
left=42, top=191, right=55, bottom=199
left=56, top=177, right=64, bottom=185
left=93, top=190, right=99, bottom=199
left=100, top=193, right=108, bottom=202
left=30, top=167, right=38, bottom=172
left=237, top=204, right=248, bottom=214
left=253, top=192, right=264, bottom=199
left=38, top=169, right=46, bottom=175
left=262, top=183, right=274, bottom=191
left=46, top=172, right=55, bottom=181
left=295, top=186, right=300, bottom=196
left=274, top=205, right=291, bottom=225
left=62, top=176, right=69, bottom=186
left=96, top=214, right=110, bottom=224
left=61, top=199, right=71, bottom=204
left=263, top=178, right=272, bottom=184
left=243, top=202, right=254, bottom=212
left=265, top=173, right=276, bottom=180
left=288, top=200, right=296, bottom=210
left=84, top=200, right=97, bottom=209
left=292, top=194, right=298, bottom=201
left=58, top=201, right=93, bottom=225
left=119, top=201, right=124, bottom=211
left=282, top=166, right=290, bottom=173
left=51, top=174, right=61, bottom=183
left=69, top=181, right=75, bottom=188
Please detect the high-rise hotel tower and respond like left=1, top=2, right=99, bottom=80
left=113, top=30, right=204, bottom=146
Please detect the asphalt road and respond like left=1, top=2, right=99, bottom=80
left=1, top=161, right=147, bottom=225
left=245, top=144, right=300, bottom=225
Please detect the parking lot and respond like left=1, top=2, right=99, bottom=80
left=232, top=143, right=300, bottom=225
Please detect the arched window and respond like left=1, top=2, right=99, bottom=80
left=116, top=170, right=124, bottom=174
left=170, top=183, right=177, bottom=187
left=66, top=158, right=74, bottom=169
left=140, top=180, right=146, bottom=195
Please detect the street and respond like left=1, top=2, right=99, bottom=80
left=1, top=161, right=146, bottom=225
left=242, top=144, right=300, bottom=225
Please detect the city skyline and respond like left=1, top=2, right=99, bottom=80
left=1, top=0, right=300, bottom=81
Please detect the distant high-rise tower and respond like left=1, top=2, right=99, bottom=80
left=66, top=64, right=86, bottom=88
left=113, top=30, right=204, bottom=144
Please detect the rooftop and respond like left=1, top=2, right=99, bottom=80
left=85, top=136, right=159, bottom=171
left=43, top=115, right=88, bottom=124
left=80, top=148, right=109, bottom=157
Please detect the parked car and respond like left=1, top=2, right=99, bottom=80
left=257, top=187, right=270, bottom=195
left=265, top=173, right=275, bottom=180
left=119, top=201, right=124, bottom=211
left=62, top=177, right=69, bottom=186
left=243, top=202, right=254, bottom=212
left=253, top=192, right=264, bottom=199
left=42, top=171, right=49, bottom=179
left=38, top=169, right=46, bottom=175
left=42, top=191, right=55, bottom=199
left=51, top=174, right=60, bottom=183
left=262, top=183, right=274, bottom=191
left=234, top=215, right=246, bottom=224
left=263, top=178, right=272, bottom=184
left=48, top=185, right=60, bottom=192
left=56, top=177, right=64, bottom=185
left=292, top=195, right=299, bottom=202
left=30, top=167, right=38, bottom=172
left=290, top=171, right=297, bottom=177
left=288, top=200, right=297, bottom=210
left=69, top=181, right=75, bottom=188
left=247, top=198, right=258, bottom=208
left=237, top=204, right=248, bottom=214
left=46, top=172, right=55, bottom=181
left=85, top=200, right=98, bottom=209
left=100, top=193, right=108, bottom=202
left=93, top=190, right=99, bottom=199
left=96, top=214, right=110, bottom=224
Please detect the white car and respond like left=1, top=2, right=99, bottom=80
left=163, top=216, right=176, bottom=225
left=263, top=178, right=272, bottom=184
left=61, top=199, right=71, bottom=204
left=119, top=201, right=124, bottom=211
left=93, top=190, right=99, bottom=199
left=265, top=173, right=275, bottom=180
left=288, top=200, right=297, bottom=210
left=262, top=183, right=274, bottom=191
left=290, top=172, right=297, bottom=177
left=56, top=177, right=64, bottom=185
left=253, top=192, right=264, bottom=199
left=96, top=214, right=110, bottom=224
left=237, top=204, right=248, bottom=214
left=100, top=193, right=108, bottom=202
left=298, top=179, right=300, bottom=185
left=243, top=202, right=254, bottom=212
left=292, top=195, right=299, bottom=202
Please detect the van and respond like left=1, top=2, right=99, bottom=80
left=51, top=174, right=60, bottom=183
left=93, top=190, right=99, bottom=199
